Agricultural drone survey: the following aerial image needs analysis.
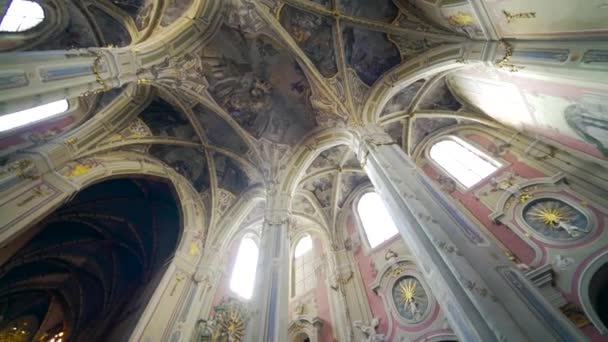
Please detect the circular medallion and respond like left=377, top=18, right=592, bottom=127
left=523, top=198, right=590, bottom=242
left=391, top=276, right=429, bottom=323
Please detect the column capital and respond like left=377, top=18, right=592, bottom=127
left=348, top=124, right=396, bottom=167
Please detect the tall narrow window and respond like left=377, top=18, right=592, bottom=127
left=0, top=100, right=68, bottom=132
left=0, top=0, right=44, bottom=32
left=292, top=235, right=315, bottom=297
left=229, top=236, right=259, bottom=300
left=357, top=192, right=399, bottom=248
left=429, top=137, right=501, bottom=188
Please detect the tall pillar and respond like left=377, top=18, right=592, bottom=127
left=0, top=48, right=140, bottom=114
left=250, top=190, right=290, bottom=342
left=353, top=125, right=584, bottom=341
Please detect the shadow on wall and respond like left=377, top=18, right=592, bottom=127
left=0, top=177, right=182, bottom=341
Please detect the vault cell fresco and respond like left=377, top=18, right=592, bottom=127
left=149, top=145, right=210, bottom=192
left=111, top=0, right=154, bottom=30
left=340, top=0, right=399, bottom=23
left=280, top=5, right=338, bottom=78
left=381, top=80, right=426, bottom=116
left=343, top=27, right=401, bottom=86
left=88, top=6, right=132, bottom=47
left=192, top=103, right=250, bottom=155
left=202, top=27, right=317, bottom=145
left=139, top=97, right=198, bottom=141
left=214, top=154, right=250, bottom=195
left=161, top=0, right=193, bottom=27
left=417, top=78, right=462, bottom=112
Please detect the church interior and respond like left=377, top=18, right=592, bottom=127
left=0, top=0, right=607, bottom=341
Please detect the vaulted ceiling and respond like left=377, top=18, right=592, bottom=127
left=0, top=178, right=181, bottom=340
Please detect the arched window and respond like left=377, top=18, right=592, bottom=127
left=0, top=99, right=68, bottom=132
left=357, top=192, right=399, bottom=248
left=229, top=236, right=259, bottom=300
left=292, top=235, right=315, bottom=297
left=429, top=137, right=501, bottom=188
left=0, top=0, right=45, bottom=32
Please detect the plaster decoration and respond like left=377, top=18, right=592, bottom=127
left=63, top=158, right=102, bottom=178
left=216, top=188, right=237, bottom=217
left=439, top=2, right=484, bottom=39
left=347, top=68, right=370, bottom=113
left=343, top=26, right=401, bottom=86
left=353, top=318, right=386, bottom=342
left=342, top=0, right=398, bottom=23
left=381, top=79, right=425, bottom=116
left=0, top=159, right=39, bottom=183
left=280, top=5, right=337, bottom=77
left=204, top=26, right=317, bottom=145
left=522, top=197, right=591, bottom=241
left=554, top=255, right=575, bottom=270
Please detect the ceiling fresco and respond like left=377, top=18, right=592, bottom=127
left=341, top=0, right=399, bottom=23
left=202, top=26, right=317, bottom=145
left=344, top=27, right=401, bottom=86
left=280, top=5, right=338, bottom=78
left=36, top=2, right=98, bottom=50
left=88, top=6, right=132, bottom=47
left=214, top=154, right=251, bottom=195
left=139, top=97, right=199, bottom=141
left=160, top=0, right=194, bottom=27
left=411, top=117, right=458, bottom=152
left=406, top=0, right=486, bottom=39
left=381, top=79, right=426, bottom=116
left=191, top=103, right=250, bottom=155
left=111, top=0, right=155, bottom=30
left=417, top=78, right=462, bottom=112
left=149, top=145, right=210, bottom=192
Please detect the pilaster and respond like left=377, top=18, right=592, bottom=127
left=351, top=125, right=585, bottom=341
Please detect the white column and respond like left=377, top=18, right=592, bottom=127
left=0, top=48, right=139, bottom=114
left=250, top=191, right=290, bottom=342
left=353, top=125, right=585, bottom=342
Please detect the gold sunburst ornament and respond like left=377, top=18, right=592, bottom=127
left=399, top=278, right=417, bottom=305
left=218, top=310, right=245, bottom=341
left=528, top=202, right=572, bottom=228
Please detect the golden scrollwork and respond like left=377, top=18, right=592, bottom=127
left=79, top=50, right=111, bottom=97
left=0, top=159, right=38, bottom=180
left=495, top=41, right=524, bottom=72
left=502, top=10, right=536, bottom=23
